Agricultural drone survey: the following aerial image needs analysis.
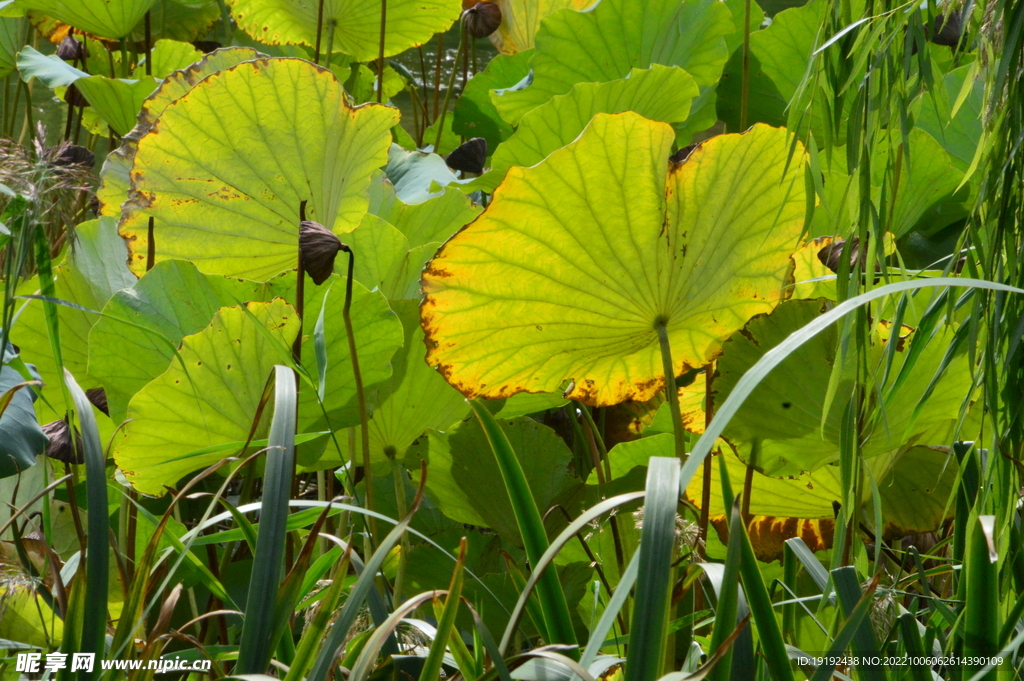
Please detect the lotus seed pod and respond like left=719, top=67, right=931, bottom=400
left=464, top=2, right=502, bottom=39
left=63, top=83, right=89, bottom=108
left=54, top=145, right=96, bottom=169
left=57, top=35, right=85, bottom=62
left=86, top=387, right=109, bottom=416
left=299, top=220, right=344, bottom=285
left=446, top=137, right=488, bottom=174
left=42, top=419, right=84, bottom=465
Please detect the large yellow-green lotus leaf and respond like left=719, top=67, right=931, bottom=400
left=469, top=65, right=699, bottom=193
left=491, top=0, right=734, bottom=126
left=114, top=299, right=300, bottom=496
left=679, top=299, right=973, bottom=476
left=225, top=0, right=461, bottom=62
left=421, top=113, right=806, bottom=406
left=487, top=0, right=594, bottom=55
left=10, top=0, right=158, bottom=38
left=97, top=47, right=264, bottom=217
left=120, top=57, right=399, bottom=280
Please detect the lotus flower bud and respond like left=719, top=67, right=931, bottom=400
left=42, top=419, right=84, bottom=465
left=57, top=35, right=85, bottom=62
left=446, top=137, right=487, bottom=174
left=86, top=387, right=109, bottom=416
left=54, top=144, right=96, bottom=169
left=299, top=220, right=344, bottom=285
left=63, top=83, right=89, bottom=108
left=464, top=2, right=502, bottom=38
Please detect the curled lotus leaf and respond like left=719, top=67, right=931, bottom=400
left=225, top=0, right=462, bottom=62
left=120, top=57, right=399, bottom=280
left=421, top=112, right=806, bottom=406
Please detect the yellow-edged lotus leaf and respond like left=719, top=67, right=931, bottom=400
left=11, top=0, right=157, bottom=38
left=469, top=65, right=699, bottom=193
left=488, top=0, right=595, bottom=55
left=422, top=113, right=806, bottom=406
left=225, top=0, right=461, bottom=62
left=114, top=299, right=299, bottom=496
left=679, top=299, right=973, bottom=476
left=120, top=57, right=399, bottom=280
left=491, top=0, right=734, bottom=126
left=97, top=47, right=264, bottom=217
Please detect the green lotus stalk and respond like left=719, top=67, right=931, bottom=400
left=314, top=0, right=325, bottom=64
left=433, top=19, right=466, bottom=151
left=338, top=242, right=376, bottom=541
left=377, top=0, right=387, bottom=103
left=655, top=319, right=686, bottom=461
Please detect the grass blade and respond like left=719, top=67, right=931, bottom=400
left=736, top=491, right=794, bottom=681
left=306, top=476, right=425, bottom=681
left=65, top=370, right=107, bottom=681
left=469, top=400, right=578, bottom=651
left=236, top=365, right=297, bottom=674
left=964, top=515, right=999, bottom=680
left=419, top=539, right=467, bottom=681
left=624, top=457, right=680, bottom=681
left=831, top=567, right=886, bottom=681
left=707, top=498, right=744, bottom=681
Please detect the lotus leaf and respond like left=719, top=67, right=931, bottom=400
left=12, top=218, right=136, bottom=392
left=0, top=346, right=46, bottom=478
left=0, top=15, right=24, bottom=78
left=413, top=415, right=578, bottom=545
left=717, top=0, right=825, bottom=133
left=114, top=298, right=300, bottom=496
left=469, top=65, right=698, bottom=192
left=225, top=0, right=461, bottom=62
left=11, top=0, right=158, bottom=38
left=916, top=63, right=984, bottom=172
left=97, top=47, right=264, bottom=217
left=679, top=299, right=973, bottom=476
left=366, top=171, right=481, bottom=249
left=684, top=445, right=957, bottom=560
left=491, top=0, right=735, bottom=126
left=453, top=49, right=532, bottom=151
left=384, top=144, right=460, bottom=204
left=88, top=260, right=273, bottom=423
left=422, top=113, right=806, bottom=406
left=309, top=300, right=469, bottom=469
left=298, top=275, right=403, bottom=433
left=131, top=0, right=221, bottom=42
left=17, top=46, right=159, bottom=135
left=487, top=0, right=594, bottom=55
left=121, top=57, right=399, bottom=280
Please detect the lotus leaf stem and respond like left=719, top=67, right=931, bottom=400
left=655, top=320, right=686, bottom=462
